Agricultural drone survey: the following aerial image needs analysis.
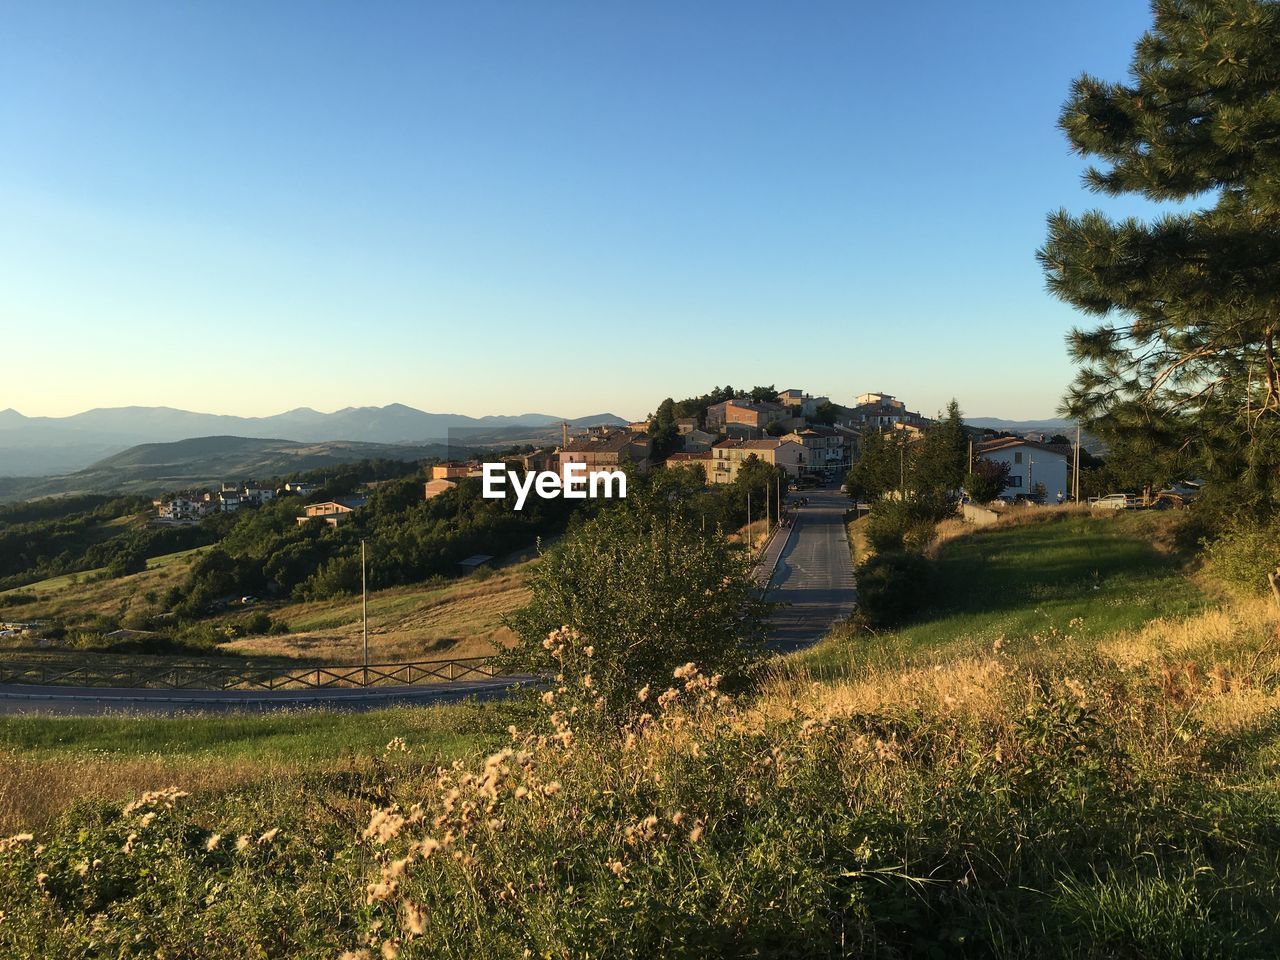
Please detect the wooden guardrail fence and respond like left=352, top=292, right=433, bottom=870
left=0, top=656, right=501, bottom=690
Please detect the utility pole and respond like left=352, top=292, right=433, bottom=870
left=746, top=488, right=752, bottom=551
left=1073, top=423, right=1081, bottom=503
left=361, top=539, right=369, bottom=686
left=968, top=436, right=973, bottom=473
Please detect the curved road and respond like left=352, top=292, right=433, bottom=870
left=1, top=488, right=857, bottom=715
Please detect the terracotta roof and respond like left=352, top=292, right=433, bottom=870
left=713, top=438, right=799, bottom=451
left=561, top=430, right=643, bottom=454
left=665, top=451, right=712, bottom=461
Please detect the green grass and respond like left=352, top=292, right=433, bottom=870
left=800, top=512, right=1204, bottom=677
left=0, top=544, right=211, bottom=599
left=0, top=701, right=510, bottom=763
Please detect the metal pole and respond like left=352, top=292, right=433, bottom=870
left=362, top=539, right=369, bottom=686
left=1074, top=424, right=1081, bottom=502
left=747, top=489, right=752, bottom=550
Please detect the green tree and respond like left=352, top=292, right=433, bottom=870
left=1039, top=0, right=1280, bottom=517
left=845, top=428, right=905, bottom=501
left=648, top=397, right=679, bottom=459
left=809, top=401, right=840, bottom=426
left=501, top=503, right=767, bottom=715
left=915, top=400, right=968, bottom=499
left=748, top=385, right=778, bottom=404
left=965, top=457, right=1011, bottom=505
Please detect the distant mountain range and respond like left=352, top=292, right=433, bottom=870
left=0, top=404, right=628, bottom=477
left=966, top=417, right=1077, bottom=435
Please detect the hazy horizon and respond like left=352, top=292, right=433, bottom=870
left=0, top=397, right=1073, bottom=426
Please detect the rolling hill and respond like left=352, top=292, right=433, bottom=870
left=0, top=405, right=629, bottom=476
left=0, top=436, right=456, bottom=501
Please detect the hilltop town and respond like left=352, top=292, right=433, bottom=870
left=149, top=388, right=1082, bottom=526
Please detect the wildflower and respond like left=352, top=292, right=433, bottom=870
left=122, top=786, right=189, bottom=817
left=542, top=781, right=562, bottom=797
left=0, top=833, right=33, bottom=853
left=205, top=833, right=222, bottom=852
left=541, top=691, right=555, bottom=705
left=75, top=860, right=90, bottom=877
left=673, top=662, right=698, bottom=681
left=366, top=877, right=398, bottom=904
left=363, top=808, right=407, bottom=845
left=688, top=821, right=704, bottom=843
left=258, top=827, right=280, bottom=845
left=384, top=737, right=409, bottom=753
left=381, top=942, right=399, bottom=960
left=386, top=856, right=412, bottom=879
left=137, top=812, right=157, bottom=829
left=402, top=900, right=426, bottom=937
left=121, top=833, right=139, bottom=854
left=582, top=674, right=594, bottom=690
left=235, top=835, right=251, bottom=852
left=35, top=872, right=49, bottom=890
left=583, top=645, right=594, bottom=658
left=637, top=685, right=650, bottom=702
left=338, top=950, right=371, bottom=960
left=514, top=786, right=529, bottom=800
left=608, top=860, right=624, bottom=876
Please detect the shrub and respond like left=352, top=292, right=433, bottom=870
left=501, top=503, right=767, bottom=715
left=1203, top=518, right=1280, bottom=598
left=865, top=499, right=946, bottom=554
left=856, top=550, right=931, bottom=627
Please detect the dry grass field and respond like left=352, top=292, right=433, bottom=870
left=0, top=546, right=209, bottom=624
left=1, top=543, right=531, bottom=666
left=221, top=566, right=530, bottom=664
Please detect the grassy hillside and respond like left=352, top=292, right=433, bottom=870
left=806, top=510, right=1205, bottom=677
left=2, top=511, right=1278, bottom=957
left=1, top=546, right=529, bottom=665
left=0, top=435, right=452, bottom=501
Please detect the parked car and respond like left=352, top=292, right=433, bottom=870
left=1090, top=494, right=1134, bottom=511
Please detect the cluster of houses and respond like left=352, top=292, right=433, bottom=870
left=151, top=389, right=1076, bottom=524
left=152, top=479, right=317, bottom=523
left=422, top=389, right=936, bottom=499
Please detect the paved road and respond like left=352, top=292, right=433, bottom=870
left=764, top=487, right=858, bottom=652
left=0, top=676, right=529, bottom=716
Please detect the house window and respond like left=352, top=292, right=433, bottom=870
left=1007, top=475, right=1023, bottom=487
left=1014, top=451, right=1023, bottom=464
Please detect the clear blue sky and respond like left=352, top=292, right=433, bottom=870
left=2, top=1, right=1169, bottom=422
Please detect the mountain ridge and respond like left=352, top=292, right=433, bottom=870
left=0, top=404, right=628, bottom=476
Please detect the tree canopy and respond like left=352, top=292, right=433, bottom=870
left=1039, top=0, right=1280, bottom=515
